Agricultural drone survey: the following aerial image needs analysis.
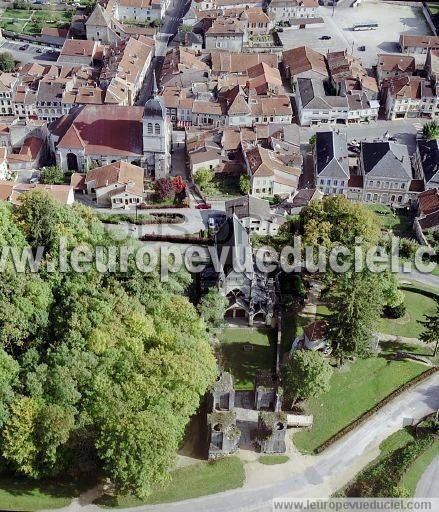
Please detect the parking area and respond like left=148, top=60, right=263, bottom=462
left=0, top=40, right=59, bottom=66
left=278, top=1, right=432, bottom=69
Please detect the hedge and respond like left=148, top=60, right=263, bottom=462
left=314, top=366, right=439, bottom=454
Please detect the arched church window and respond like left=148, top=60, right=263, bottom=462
left=154, top=123, right=161, bottom=135
left=147, top=123, right=153, bottom=134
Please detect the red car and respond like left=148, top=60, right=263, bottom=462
left=196, top=203, right=212, bottom=210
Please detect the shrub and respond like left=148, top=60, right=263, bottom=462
left=383, top=302, right=406, bottom=319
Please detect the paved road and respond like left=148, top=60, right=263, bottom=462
left=0, top=39, right=59, bottom=66
left=415, top=455, right=439, bottom=498
left=136, top=0, right=192, bottom=105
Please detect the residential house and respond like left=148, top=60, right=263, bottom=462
left=425, top=49, right=439, bottom=84
left=282, top=46, right=328, bottom=82
left=241, top=8, right=273, bottom=36
left=101, top=36, right=155, bottom=105
left=57, top=39, right=99, bottom=67
left=0, top=181, right=74, bottom=205
left=295, top=77, right=348, bottom=126
left=7, top=136, right=46, bottom=172
left=210, top=51, right=278, bottom=76
left=314, top=131, right=349, bottom=196
left=244, top=145, right=300, bottom=198
left=267, top=0, right=318, bottom=23
left=383, top=76, right=439, bottom=120
left=109, top=0, right=165, bottom=23
left=415, top=138, right=439, bottom=189
left=376, top=54, right=415, bottom=85
left=205, top=17, right=245, bottom=52
left=414, top=188, right=439, bottom=244
left=400, top=35, right=439, bottom=55
left=192, top=99, right=227, bottom=127
left=282, top=188, right=324, bottom=214
left=36, top=81, right=66, bottom=123
left=84, top=160, right=144, bottom=208
left=249, top=95, right=293, bottom=124
left=246, top=62, right=282, bottom=96
left=225, top=195, right=286, bottom=235
left=359, top=141, right=413, bottom=205
left=0, top=73, right=18, bottom=116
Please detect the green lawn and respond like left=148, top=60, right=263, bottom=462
left=95, top=457, right=245, bottom=508
left=366, top=204, right=412, bottom=236
left=401, top=440, right=439, bottom=495
left=377, top=284, right=438, bottom=339
left=259, top=455, right=289, bottom=465
left=0, top=475, right=90, bottom=511
left=218, top=327, right=276, bottom=390
left=0, top=8, right=71, bottom=35
left=293, top=342, right=428, bottom=453
left=203, top=175, right=241, bottom=199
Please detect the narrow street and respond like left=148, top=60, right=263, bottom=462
left=135, top=0, right=192, bottom=105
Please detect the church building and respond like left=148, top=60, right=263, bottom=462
left=51, top=90, right=171, bottom=178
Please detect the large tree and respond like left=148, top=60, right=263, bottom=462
left=281, top=350, right=332, bottom=406
left=300, top=195, right=382, bottom=249
left=0, top=53, right=14, bottom=72
left=198, top=288, right=228, bottom=328
left=419, top=299, right=439, bottom=357
left=0, top=190, right=217, bottom=498
left=423, top=121, right=439, bottom=140
left=40, top=166, right=65, bottom=185
left=326, top=269, right=384, bottom=366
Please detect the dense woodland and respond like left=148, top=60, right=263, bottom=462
left=0, top=191, right=217, bottom=498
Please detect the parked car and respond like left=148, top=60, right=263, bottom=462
left=320, top=35, right=331, bottom=40
left=358, top=45, right=366, bottom=51
left=196, top=203, right=212, bottom=210
left=277, top=27, right=283, bottom=32
left=36, top=48, right=43, bottom=53
left=19, top=44, right=29, bottom=51
left=208, top=217, right=216, bottom=229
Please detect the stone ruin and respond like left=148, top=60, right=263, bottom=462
left=207, top=410, right=240, bottom=460
left=256, top=411, right=288, bottom=454
left=254, top=370, right=283, bottom=412
left=211, top=371, right=235, bottom=411
left=207, top=372, right=241, bottom=460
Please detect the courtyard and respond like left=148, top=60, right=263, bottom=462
left=279, top=2, right=432, bottom=69
left=218, top=327, right=276, bottom=390
left=0, top=7, right=72, bottom=36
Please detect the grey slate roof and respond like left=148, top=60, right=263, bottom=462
left=418, top=139, right=439, bottom=188
left=361, top=141, right=412, bottom=180
left=297, top=78, right=348, bottom=110
left=225, top=195, right=271, bottom=221
left=315, top=131, right=349, bottom=179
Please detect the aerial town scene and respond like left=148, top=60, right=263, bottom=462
left=0, top=0, right=438, bottom=510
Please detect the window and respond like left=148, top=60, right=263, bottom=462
left=154, top=123, right=161, bottom=134
left=147, top=122, right=153, bottom=134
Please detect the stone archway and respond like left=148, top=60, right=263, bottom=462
left=66, top=153, right=79, bottom=172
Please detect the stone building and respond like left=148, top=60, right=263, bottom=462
left=211, top=372, right=235, bottom=411
left=256, top=411, right=287, bottom=454
left=207, top=411, right=241, bottom=460
left=254, top=371, right=283, bottom=411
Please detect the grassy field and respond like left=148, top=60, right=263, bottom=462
left=377, top=283, right=438, bottom=339
left=259, top=455, right=289, bottom=465
left=95, top=457, right=245, bottom=508
left=401, top=439, right=439, bottom=495
left=0, top=7, right=71, bottom=36
left=0, top=475, right=90, bottom=511
left=218, top=327, right=276, bottom=389
left=366, top=204, right=412, bottom=236
left=428, top=3, right=439, bottom=15
left=293, top=342, right=428, bottom=453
